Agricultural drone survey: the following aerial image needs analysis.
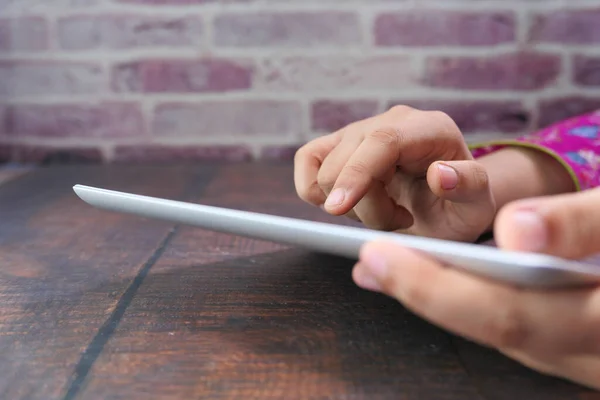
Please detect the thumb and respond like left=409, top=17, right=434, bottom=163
left=426, top=160, right=496, bottom=237
left=426, top=161, right=496, bottom=233
left=495, top=188, right=600, bottom=259
left=426, top=160, right=493, bottom=204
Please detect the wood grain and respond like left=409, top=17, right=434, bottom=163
left=0, top=166, right=32, bottom=186
left=1, top=163, right=597, bottom=399
left=66, top=163, right=594, bottom=400
left=0, top=165, right=216, bottom=399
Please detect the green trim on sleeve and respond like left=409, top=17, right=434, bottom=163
left=468, top=139, right=582, bottom=192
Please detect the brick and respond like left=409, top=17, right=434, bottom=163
left=260, top=145, right=299, bottom=161
left=311, top=100, right=379, bottom=132
left=6, top=102, right=144, bottom=138
left=58, top=15, right=203, bottom=50
left=573, top=55, right=600, bottom=87
left=423, top=52, right=561, bottom=90
left=388, top=100, right=530, bottom=133
left=7, top=145, right=103, bottom=164
left=0, top=17, right=48, bottom=52
left=112, top=59, right=252, bottom=93
left=113, top=145, right=252, bottom=163
left=254, top=56, right=413, bottom=92
left=539, top=97, right=600, bottom=128
left=0, top=61, right=106, bottom=97
left=0, top=105, right=7, bottom=137
left=375, top=11, right=515, bottom=47
left=0, top=0, right=100, bottom=12
left=153, top=101, right=302, bottom=138
left=214, top=12, right=361, bottom=47
left=0, top=145, right=9, bottom=163
left=529, top=9, right=600, bottom=44
left=266, top=0, right=407, bottom=2
left=114, top=0, right=235, bottom=3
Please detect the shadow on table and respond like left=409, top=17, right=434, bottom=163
left=70, top=248, right=592, bottom=400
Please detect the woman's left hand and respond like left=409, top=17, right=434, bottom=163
left=353, top=188, right=600, bottom=390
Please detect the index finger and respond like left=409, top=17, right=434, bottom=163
left=325, top=108, right=469, bottom=215
left=357, top=241, right=600, bottom=355
left=294, top=133, right=341, bottom=205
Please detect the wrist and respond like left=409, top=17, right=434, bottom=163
left=476, top=146, right=575, bottom=226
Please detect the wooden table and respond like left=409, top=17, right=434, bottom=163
left=0, top=163, right=597, bottom=400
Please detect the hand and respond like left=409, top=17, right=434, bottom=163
left=294, top=105, right=496, bottom=242
left=353, top=188, right=600, bottom=390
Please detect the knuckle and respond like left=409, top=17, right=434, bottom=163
left=369, top=127, right=400, bottom=148
left=293, top=145, right=308, bottom=164
left=428, top=110, right=462, bottom=139
left=429, top=109, right=451, bottom=120
left=316, top=169, right=336, bottom=191
left=489, top=301, right=529, bottom=349
left=294, top=149, right=314, bottom=201
left=429, top=110, right=453, bottom=125
left=343, top=161, right=370, bottom=178
left=470, top=164, right=490, bottom=191
left=387, top=104, right=415, bottom=116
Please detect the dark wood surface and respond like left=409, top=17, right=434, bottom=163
left=0, top=163, right=598, bottom=400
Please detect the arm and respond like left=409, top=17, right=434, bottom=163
left=477, top=147, right=575, bottom=212
left=470, top=111, right=600, bottom=213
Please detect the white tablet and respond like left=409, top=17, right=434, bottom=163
left=73, top=184, right=600, bottom=289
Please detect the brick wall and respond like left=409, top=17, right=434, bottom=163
left=1, top=0, right=599, bottom=164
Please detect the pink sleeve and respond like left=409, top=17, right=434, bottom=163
left=470, top=111, right=600, bottom=191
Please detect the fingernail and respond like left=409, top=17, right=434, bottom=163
left=325, top=188, right=345, bottom=208
left=512, top=210, right=547, bottom=252
left=438, top=164, right=458, bottom=190
left=360, top=249, right=388, bottom=280
left=354, top=269, right=383, bottom=292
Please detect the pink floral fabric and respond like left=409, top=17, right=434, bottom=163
left=470, top=111, right=600, bottom=191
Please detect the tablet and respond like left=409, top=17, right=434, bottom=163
left=72, top=184, right=600, bottom=289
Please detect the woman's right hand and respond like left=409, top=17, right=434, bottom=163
left=353, top=187, right=600, bottom=390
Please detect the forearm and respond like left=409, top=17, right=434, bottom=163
left=470, top=111, right=600, bottom=233
left=477, top=146, right=576, bottom=213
